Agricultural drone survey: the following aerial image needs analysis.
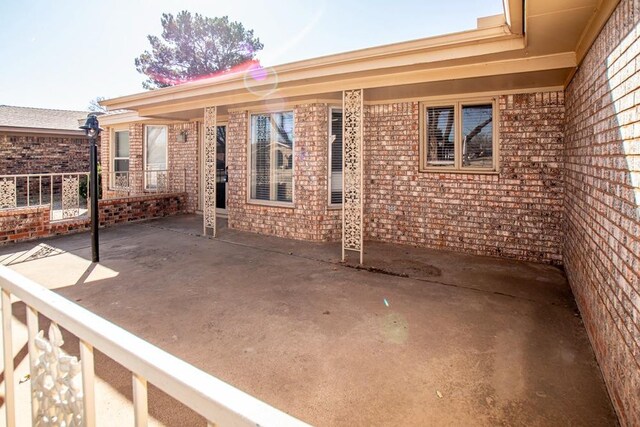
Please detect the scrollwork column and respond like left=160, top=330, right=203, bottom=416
left=342, top=89, right=364, bottom=264
left=204, top=106, right=217, bottom=236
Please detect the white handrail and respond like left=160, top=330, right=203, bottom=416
left=0, top=266, right=310, bottom=426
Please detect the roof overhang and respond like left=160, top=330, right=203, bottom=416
left=100, top=0, right=620, bottom=121
left=0, top=126, right=86, bottom=137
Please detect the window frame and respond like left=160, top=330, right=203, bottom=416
left=419, top=97, right=499, bottom=173
left=328, top=106, right=343, bottom=208
left=110, top=127, right=130, bottom=190
left=246, top=110, right=296, bottom=207
left=143, top=124, right=169, bottom=190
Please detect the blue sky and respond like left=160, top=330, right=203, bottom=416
left=0, top=0, right=503, bottom=111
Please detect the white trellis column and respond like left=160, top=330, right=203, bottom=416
left=342, top=89, right=364, bottom=264
left=203, top=106, right=217, bottom=237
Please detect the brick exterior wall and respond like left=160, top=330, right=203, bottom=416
left=223, top=96, right=564, bottom=264
left=0, top=193, right=187, bottom=244
left=168, top=122, right=199, bottom=212
left=563, top=0, right=640, bottom=424
left=226, top=105, right=341, bottom=241
left=101, top=123, right=199, bottom=212
left=0, top=133, right=99, bottom=175
left=364, top=95, right=565, bottom=264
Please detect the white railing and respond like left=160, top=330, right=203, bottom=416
left=0, top=266, right=309, bottom=427
left=106, top=169, right=186, bottom=197
left=0, top=172, right=90, bottom=221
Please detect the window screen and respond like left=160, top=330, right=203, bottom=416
left=330, top=109, right=343, bottom=204
left=145, top=126, right=167, bottom=189
left=250, top=112, right=294, bottom=203
left=461, top=104, right=493, bottom=169
left=425, top=106, right=455, bottom=167
left=145, top=126, right=167, bottom=170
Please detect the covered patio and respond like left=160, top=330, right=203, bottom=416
left=0, top=215, right=617, bottom=426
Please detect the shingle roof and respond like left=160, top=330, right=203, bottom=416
left=0, top=105, right=89, bottom=131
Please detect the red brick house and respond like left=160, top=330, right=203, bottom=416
left=99, top=0, right=639, bottom=424
left=0, top=105, right=98, bottom=174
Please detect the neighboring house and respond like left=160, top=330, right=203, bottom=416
left=0, top=105, right=98, bottom=175
left=99, top=1, right=639, bottom=424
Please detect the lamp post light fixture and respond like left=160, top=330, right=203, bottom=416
left=80, top=114, right=102, bottom=262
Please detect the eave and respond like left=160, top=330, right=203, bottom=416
left=101, top=24, right=523, bottom=111
left=0, top=126, right=86, bottom=137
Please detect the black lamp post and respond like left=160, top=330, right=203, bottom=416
left=80, top=114, right=102, bottom=262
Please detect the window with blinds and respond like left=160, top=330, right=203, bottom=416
left=250, top=111, right=294, bottom=203
left=329, top=108, right=343, bottom=205
left=421, top=99, right=496, bottom=172
left=113, top=130, right=129, bottom=173
left=425, top=106, right=455, bottom=167
left=145, top=125, right=168, bottom=189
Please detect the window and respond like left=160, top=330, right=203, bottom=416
left=250, top=111, right=294, bottom=204
left=145, top=125, right=168, bottom=189
left=421, top=99, right=497, bottom=172
left=329, top=108, right=343, bottom=205
left=113, top=130, right=130, bottom=175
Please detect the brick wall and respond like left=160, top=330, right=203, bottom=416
left=167, top=122, right=199, bottom=212
left=564, top=0, right=640, bottom=424
left=101, top=123, right=199, bottom=212
left=364, top=94, right=565, bottom=264
left=0, top=193, right=186, bottom=244
left=226, top=105, right=341, bottom=241
left=0, top=133, right=99, bottom=175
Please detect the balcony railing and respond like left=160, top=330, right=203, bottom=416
left=0, top=266, right=309, bottom=426
left=106, top=169, right=186, bottom=197
left=0, top=172, right=90, bottom=221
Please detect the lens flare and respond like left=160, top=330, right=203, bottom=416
left=243, top=63, right=279, bottom=98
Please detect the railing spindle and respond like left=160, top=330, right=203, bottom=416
left=39, top=176, right=42, bottom=206
left=132, top=373, right=148, bottom=427
left=1, top=288, right=16, bottom=427
left=27, top=176, right=30, bottom=206
left=26, top=305, right=39, bottom=421
left=79, top=340, right=96, bottom=427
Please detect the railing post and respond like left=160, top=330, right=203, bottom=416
left=1, top=288, right=16, bottom=427
left=50, top=175, right=54, bottom=220
left=132, top=373, right=148, bottom=427
left=79, top=340, right=96, bottom=427
left=26, top=306, right=39, bottom=422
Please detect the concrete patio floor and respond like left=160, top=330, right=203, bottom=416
left=0, top=214, right=617, bottom=426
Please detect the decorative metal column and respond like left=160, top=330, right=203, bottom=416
left=342, top=89, right=364, bottom=264
left=203, top=106, right=217, bottom=237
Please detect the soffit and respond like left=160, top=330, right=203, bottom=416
left=100, top=0, right=618, bottom=115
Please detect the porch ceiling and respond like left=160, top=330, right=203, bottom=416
left=99, top=0, right=618, bottom=121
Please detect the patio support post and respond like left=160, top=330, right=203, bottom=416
left=342, top=89, right=364, bottom=264
left=203, top=106, right=217, bottom=237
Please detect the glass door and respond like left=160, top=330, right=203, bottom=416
left=216, top=125, right=227, bottom=213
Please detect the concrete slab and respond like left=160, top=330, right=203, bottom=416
left=0, top=215, right=618, bottom=426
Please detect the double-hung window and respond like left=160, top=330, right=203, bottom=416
left=144, top=125, right=168, bottom=189
left=250, top=111, right=294, bottom=204
left=421, top=99, right=497, bottom=172
left=112, top=130, right=129, bottom=187
left=328, top=108, right=343, bottom=206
